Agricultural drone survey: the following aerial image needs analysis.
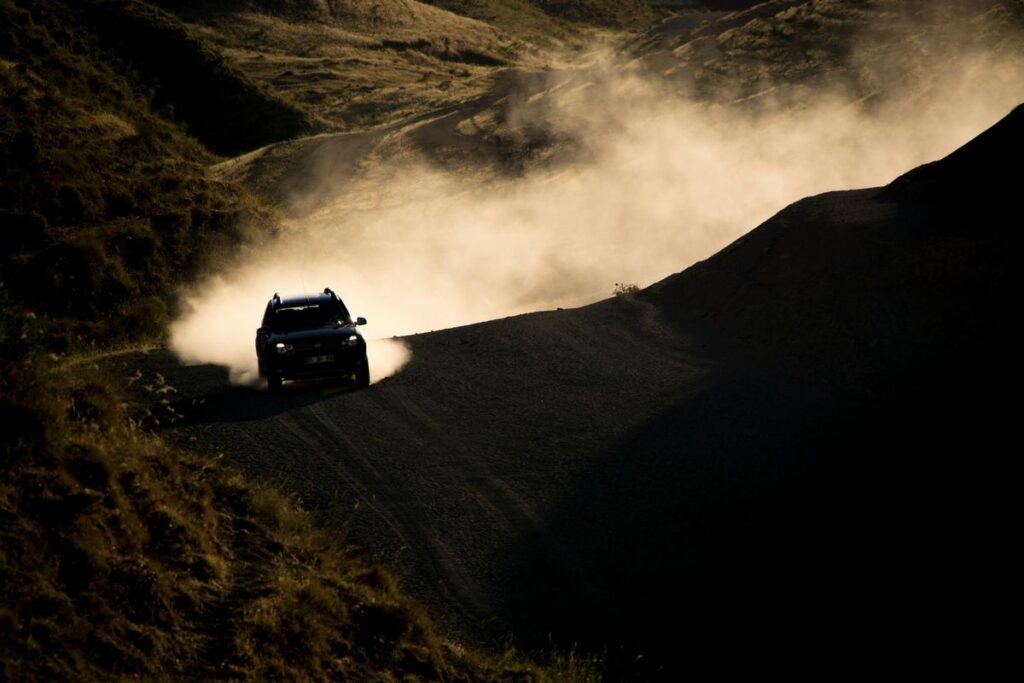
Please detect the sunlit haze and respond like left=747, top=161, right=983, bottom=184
left=170, top=33, right=1024, bottom=384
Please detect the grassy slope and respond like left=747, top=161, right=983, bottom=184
left=423, top=0, right=656, bottom=30
left=0, top=1, right=594, bottom=678
left=0, top=0, right=278, bottom=347
left=210, top=0, right=1024, bottom=219
left=156, top=0, right=683, bottom=136
left=160, top=0, right=532, bottom=133
left=419, top=0, right=581, bottom=40
left=632, top=0, right=1024, bottom=103
left=80, top=0, right=313, bottom=156
left=0, top=333, right=578, bottom=680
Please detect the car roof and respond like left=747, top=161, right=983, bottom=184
left=276, top=292, right=334, bottom=308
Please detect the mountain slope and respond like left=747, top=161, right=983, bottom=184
left=0, top=1, right=592, bottom=678
left=0, top=0, right=278, bottom=346
left=879, top=100, right=1023, bottom=215
left=632, top=0, right=1024, bottom=104
left=140, top=104, right=1024, bottom=678
left=8, top=0, right=1019, bottom=677
left=153, top=0, right=531, bottom=133
left=422, top=0, right=655, bottom=31
left=542, top=102, right=1022, bottom=674
left=80, top=0, right=314, bottom=156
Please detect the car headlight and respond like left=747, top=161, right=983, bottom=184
left=275, top=342, right=294, bottom=354
left=346, top=334, right=359, bottom=348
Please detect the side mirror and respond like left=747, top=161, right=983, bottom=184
left=256, top=327, right=267, bottom=335
left=356, top=317, right=367, bottom=326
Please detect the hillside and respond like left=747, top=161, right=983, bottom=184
left=0, top=0, right=295, bottom=346
left=0, top=0, right=603, bottom=678
left=631, top=0, right=1024, bottom=104
left=151, top=0, right=544, bottom=133
left=207, top=0, right=1024, bottom=224
left=130, top=104, right=1024, bottom=678
left=0, top=357, right=529, bottom=680
left=4, top=0, right=1021, bottom=678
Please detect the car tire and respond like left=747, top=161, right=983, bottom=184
left=267, top=373, right=283, bottom=393
left=355, top=359, right=370, bottom=388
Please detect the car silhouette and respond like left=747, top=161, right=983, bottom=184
left=256, top=288, right=369, bottom=392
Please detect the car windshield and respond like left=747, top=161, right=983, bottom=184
left=272, top=304, right=348, bottom=332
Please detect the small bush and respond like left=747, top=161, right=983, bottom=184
left=613, top=282, right=640, bottom=297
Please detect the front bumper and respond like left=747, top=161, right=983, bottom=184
left=265, top=346, right=366, bottom=381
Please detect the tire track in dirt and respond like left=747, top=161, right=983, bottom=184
left=269, top=390, right=522, bottom=631
left=110, top=296, right=702, bottom=646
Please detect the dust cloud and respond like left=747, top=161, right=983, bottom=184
left=170, top=15, right=1024, bottom=386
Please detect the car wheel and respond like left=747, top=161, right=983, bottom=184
left=355, top=359, right=370, bottom=388
left=267, top=373, right=283, bottom=393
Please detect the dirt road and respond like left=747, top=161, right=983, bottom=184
left=115, top=294, right=701, bottom=642
left=105, top=106, right=1023, bottom=677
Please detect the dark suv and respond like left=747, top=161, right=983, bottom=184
left=256, top=288, right=369, bottom=392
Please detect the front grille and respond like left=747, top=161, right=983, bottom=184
left=293, top=340, right=347, bottom=352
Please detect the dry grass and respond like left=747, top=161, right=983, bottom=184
left=175, top=2, right=528, bottom=133
left=153, top=0, right=658, bottom=136
left=0, top=326, right=595, bottom=679
left=423, top=0, right=580, bottom=39
left=0, top=3, right=643, bottom=678
left=631, top=0, right=1024, bottom=105
left=0, top=4, right=599, bottom=675
left=0, top=0, right=286, bottom=348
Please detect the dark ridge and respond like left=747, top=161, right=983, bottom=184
left=79, top=0, right=313, bottom=156
left=537, top=103, right=1022, bottom=676
left=879, top=103, right=1024, bottom=219
left=643, top=102, right=1024, bottom=341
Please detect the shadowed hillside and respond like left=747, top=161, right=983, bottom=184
left=152, top=0, right=531, bottom=132
left=0, top=0, right=277, bottom=346
left=879, top=101, right=1023, bottom=216
left=79, top=0, right=314, bottom=156
left=423, top=0, right=656, bottom=31
left=517, top=102, right=1024, bottom=677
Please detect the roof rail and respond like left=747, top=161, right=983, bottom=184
left=323, top=287, right=334, bottom=296
left=272, top=292, right=281, bottom=304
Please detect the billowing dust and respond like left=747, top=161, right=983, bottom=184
left=170, top=26, right=1024, bottom=386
